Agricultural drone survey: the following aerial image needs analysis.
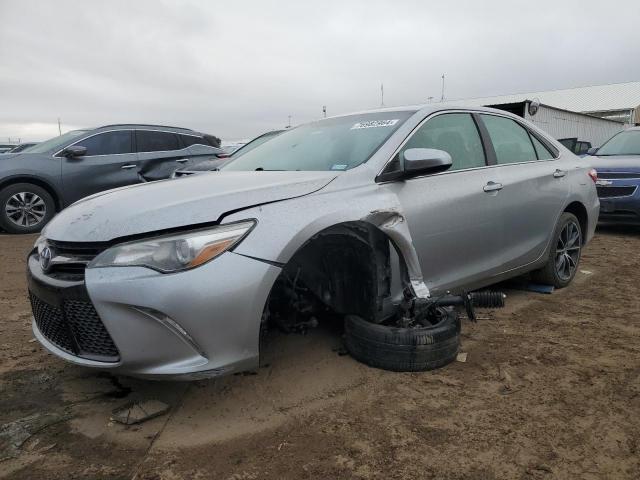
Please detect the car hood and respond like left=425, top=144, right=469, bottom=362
left=44, top=171, right=337, bottom=242
left=588, top=155, right=640, bottom=171
left=181, top=158, right=227, bottom=172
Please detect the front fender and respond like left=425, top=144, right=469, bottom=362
left=225, top=182, right=430, bottom=298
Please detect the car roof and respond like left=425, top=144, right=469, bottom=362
left=326, top=103, right=520, bottom=119
left=90, top=124, right=204, bottom=135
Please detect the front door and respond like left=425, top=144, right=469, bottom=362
left=384, top=112, right=505, bottom=295
left=60, top=130, right=139, bottom=205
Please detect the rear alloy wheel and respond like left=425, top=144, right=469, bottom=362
left=0, top=183, right=55, bottom=234
left=532, top=212, right=582, bottom=288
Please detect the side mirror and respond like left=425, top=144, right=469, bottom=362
left=586, top=147, right=598, bottom=156
left=403, top=148, right=452, bottom=178
left=62, top=145, right=87, bottom=158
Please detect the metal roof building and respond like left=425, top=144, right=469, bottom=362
left=448, top=81, right=640, bottom=125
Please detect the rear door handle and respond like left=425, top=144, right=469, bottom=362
left=483, top=181, right=503, bottom=192
left=553, top=169, right=566, bottom=178
left=175, top=158, right=189, bottom=163
left=121, top=164, right=136, bottom=170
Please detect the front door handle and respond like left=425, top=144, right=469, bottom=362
left=553, top=169, right=566, bottom=178
left=121, top=164, right=136, bottom=170
left=483, top=181, right=503, bottom=193
left=175, top=158, right=189, bottom=163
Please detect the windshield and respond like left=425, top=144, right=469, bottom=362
left=231, top=130, right=283, bottom=158
left=22, top=130, right=90, bottom=154
left=222, top=111, right=413, bottom=172
left=597, top=130, right=640, bottom=156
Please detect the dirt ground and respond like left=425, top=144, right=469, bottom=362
left=0, top=227, right=639, bottom=480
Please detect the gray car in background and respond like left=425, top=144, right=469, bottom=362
left=28, top=105, right=599, bottom=379
left=0, top=124, right=222, bottom=233
left=172, top=129, right=284, bottom=178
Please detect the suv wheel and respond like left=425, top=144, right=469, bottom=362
left=531, top=212, right=582, bottom=288
left=0, top=183, right=55, bottom=234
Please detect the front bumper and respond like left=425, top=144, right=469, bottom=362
left=597, top=181, right=640, bottom=225
left=28, top=251, right=281, bottom=379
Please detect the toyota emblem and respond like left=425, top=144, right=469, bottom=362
left=40, top=247, right=52, bottom=271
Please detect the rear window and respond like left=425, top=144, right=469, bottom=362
left=136, top=130, right=180, bottom=152
left=530, top=135, right=555, bottom=160
left=481, top=115, right=537, bottom=164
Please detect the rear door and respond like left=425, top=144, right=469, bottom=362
left=135, top=130, right=197, bottom=181
left=383, top=112, right=505, bottom=294
left=60, top=130, right=139, bottom=204
left=478, top=113, right=567, bottom=271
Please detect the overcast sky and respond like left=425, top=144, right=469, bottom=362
left=1, top=0, right=639, bottom=142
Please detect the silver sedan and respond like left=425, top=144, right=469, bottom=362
left=27, top=105, right=599, bottom=378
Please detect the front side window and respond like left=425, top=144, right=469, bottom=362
left=481, top=115, right=537, bottom=164
left=136, top=131, right=180, bottom=152
left=597, top=130, right=640, bottom=156
left=75, top=130, right=132, bottom=156
left=33, top=130, right=90, bottom=154
left=397, top=113, right=486, bottom=171
left=222, top=111, right=414, bottom=172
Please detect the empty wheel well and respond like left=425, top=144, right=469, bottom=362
left=564, top=201, right=588, bottom=244
left=262, top=221, right=407, bottom=333
left=0, top=177, right=62, bottom=211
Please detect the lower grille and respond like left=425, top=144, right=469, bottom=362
left=30, top=293, right=119, bottom=361
left=596, top=186, right=637, bottom=198
left=597, top=172, right=640, bottom=180
left=29, top=295, right=75, bottom=354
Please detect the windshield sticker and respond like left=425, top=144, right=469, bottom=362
left=351, top=119, right=399, bottom=130
left=331, top=164, right=348, bottom=171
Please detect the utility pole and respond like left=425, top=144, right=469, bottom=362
left=287, top=115, right=292, bottom=128
left=57, top=118, right=62, bottom=136
left=427, top=96, right=434, bottom=103
left=322, top=106, right=327, bottom=118
left=380, top=83, right=385, bottom=107
left=440, top=74, right=445, bottom=102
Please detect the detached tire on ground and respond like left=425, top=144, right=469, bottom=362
left=344, top=309, right=460, bottom=372
left=0, top=183, right=55, bottom=234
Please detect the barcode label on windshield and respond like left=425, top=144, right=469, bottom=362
left=351, top=119, right=399, bottom=130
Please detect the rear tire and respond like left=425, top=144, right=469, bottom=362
left=0, top=183, right=55, bottom=234
left=531, top=212, right=582, bottom=288
left=344, top=309, right=460, bottom=372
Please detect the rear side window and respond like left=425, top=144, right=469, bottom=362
left=399, top=113, right=486, bottom=171
left=180, top=134, right=209, bottom=147
left=481, top=115, right=537, bottom=164
left=531, top=135, right=555, bottom=160
left=75, top=131, right=132, bottom=156
left=136, top=131, right=180, bottom=152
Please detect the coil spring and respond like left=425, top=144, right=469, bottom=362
left=469, top=291, right=506, bottom=309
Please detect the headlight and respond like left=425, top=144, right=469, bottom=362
left=34, top=235, right=47, bottom=255
left=88, top=220, right=255, bottom=273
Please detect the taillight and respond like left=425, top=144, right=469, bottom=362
left=588, top=168, right=598, bottom=183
